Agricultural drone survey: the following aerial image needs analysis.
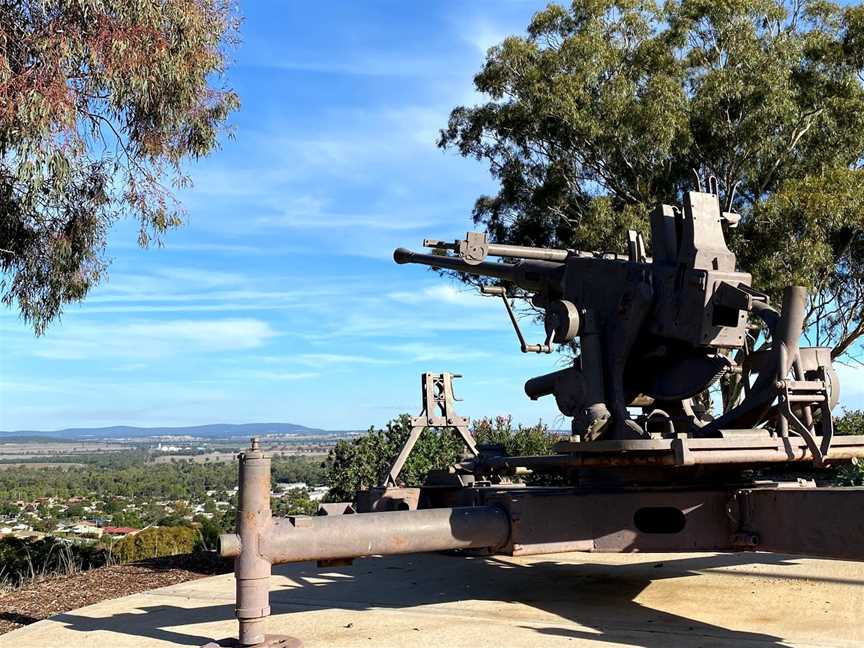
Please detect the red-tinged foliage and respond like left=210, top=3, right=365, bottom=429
left=0, top=1, right=240, bottom=332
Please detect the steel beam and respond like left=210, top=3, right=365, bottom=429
left=733, top=487, right=864, bottom=560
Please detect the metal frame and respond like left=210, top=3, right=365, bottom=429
left=473, top=433, right=864, bottom=471
left=383, top=372, right=477, bottom=487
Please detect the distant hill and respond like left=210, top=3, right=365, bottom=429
left=0, top=423, right=348, bottom=440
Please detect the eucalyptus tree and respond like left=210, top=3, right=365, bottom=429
left=0, top=1, right=239, bottom=333
left=441, top=0, right=864, bottom=362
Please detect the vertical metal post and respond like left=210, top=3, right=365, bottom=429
left=775, top=286, right=806, bottom=438
left=235, top=438, right=272, bottom=646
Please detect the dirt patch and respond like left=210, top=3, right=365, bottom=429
left=0, top=553, right=231, bottom=635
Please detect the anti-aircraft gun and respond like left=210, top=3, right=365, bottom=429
left=214, top=190, right=864, bottom=648
left=394, top=190, right=840, bottom=464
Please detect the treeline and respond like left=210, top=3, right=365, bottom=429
left=0, top=454, right=326, bottom=503
left=835, top=410, right=864, bottom=485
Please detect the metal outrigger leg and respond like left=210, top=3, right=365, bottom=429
left=382, top=372, right=478, bottom=487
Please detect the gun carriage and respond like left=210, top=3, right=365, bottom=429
left=216, top=190, right=864, bottom=647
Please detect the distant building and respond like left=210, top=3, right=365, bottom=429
left=102, top=526, right=139, bottom=537
left=70, top=521, right=102, bottom=537
left=274, top=482, right=307, bottom=492
left=309, top=487, right=329, bottom=502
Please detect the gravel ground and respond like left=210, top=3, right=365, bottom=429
left=0, top=553, right=232, bottom=635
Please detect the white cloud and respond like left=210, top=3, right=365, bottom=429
left=27, top=318, right=278, bottom=361
left=388, top=284, right=499, bottom=309
left=238, top=370, right=320, bottom=382
left=388, top=342, right=492, bottom=363
left=296, top=353, right=394, bottom=366
left=259, top=53, right=464, bottom=79
left=255, top=200, right=437, bottom=231
left=463, top=19, right=507, bottom=55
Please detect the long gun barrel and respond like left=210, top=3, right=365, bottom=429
left=393, top=247, right=563, bottom=293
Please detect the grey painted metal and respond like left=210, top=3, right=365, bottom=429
left=393, top=247, right=563, bottom=293
left=479, top=485, right=864, bottom=560
left=216, top=438, right=864, bottom=647
left=396, top=191, right=841, bottom=464
left=220, top=505, right=509, bottom=563
left=422, top=234, right=573, bottom=262
left=219, top=439, right=510, bottom=647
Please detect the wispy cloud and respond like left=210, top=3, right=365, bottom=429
left=387, top=342, right=492, bottom=363
left=254, top=196, right=437, bottom=231
left=237, top=370, right=321, bottom=382
left=265, top=55, right=460, bottom=79
left=388, top=284, right=499, bottom=309
left=296, top=353, right=394, bottom=366
left=462, top=19, right=508, bottom=55
left=0, top=1, right=591, bottom=432
left=24, top=318, right=279, bottom=361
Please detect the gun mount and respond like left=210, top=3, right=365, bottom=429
left=395, top=191, right=840, bottom=464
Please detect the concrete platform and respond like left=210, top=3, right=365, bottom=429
left=2, top=551, right=863, bottom=647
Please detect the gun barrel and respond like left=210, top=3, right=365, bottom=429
left=423, top=239, right=571, bottom=262
left=394, top=248, right=563, bottom=292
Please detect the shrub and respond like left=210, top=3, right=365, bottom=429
left=111, top=526, right=200, bottom=563
left=323, top=414, right=559, bottom=500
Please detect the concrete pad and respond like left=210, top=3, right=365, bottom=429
left=2, top=551, right=863, bottom=647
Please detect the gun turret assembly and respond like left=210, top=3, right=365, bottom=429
left=395, top=190, right=841, bottom=462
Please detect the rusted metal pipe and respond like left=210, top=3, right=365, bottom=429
left=220, top=506, right=509, bottom=563
left=265, top=506, right=508, bottom=564
left=233, top=437, right=272, bottom=647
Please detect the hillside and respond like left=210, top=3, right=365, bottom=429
left=0, top=423, right=347, bottom=440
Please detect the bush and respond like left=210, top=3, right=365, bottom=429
left=111, top=526, right=200, bottom=563
left=272, top=488, right=318, bottom=517
left=323, top=414, right=559, bottom=500
left=831, top=410, right=864, bottom=485
left=323, top=415, right=464, bottom=501
left=472, top=416, right=557, bottom=456
left=835, top=409, right=864, bottom=436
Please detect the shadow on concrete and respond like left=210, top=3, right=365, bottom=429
left=46, top=550, right=851, bottom=647
left=52, top=603, right=237, bottom=646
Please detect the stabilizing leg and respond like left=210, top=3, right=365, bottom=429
left=384, top=373, right=477, bottom=487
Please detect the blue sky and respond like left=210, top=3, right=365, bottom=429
left=1, top=0, right=573, bottom=431
left=1, top=1, right=862, bottom=432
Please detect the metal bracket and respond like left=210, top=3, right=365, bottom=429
left=481, top=286, right=553, bottom=354
left=383, top=373, right=478, bottom=487
left=777, top=371, right=834, bottom=466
